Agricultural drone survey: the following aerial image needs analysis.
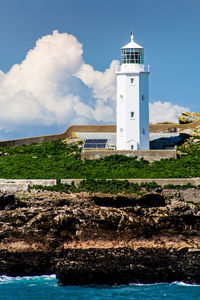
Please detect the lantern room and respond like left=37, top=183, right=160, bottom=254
left=121, top=32, right=144, bottom=64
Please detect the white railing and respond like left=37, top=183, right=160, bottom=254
left=116, top=64, right=150, bottom=73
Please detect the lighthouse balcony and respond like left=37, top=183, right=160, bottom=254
left=116, top=64, right=150, bottom=74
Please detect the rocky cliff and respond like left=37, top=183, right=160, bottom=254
left=0, top=189, right=200, bottom=285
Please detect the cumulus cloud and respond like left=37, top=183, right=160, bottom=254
left=0, top=30, right=190, bottom=139
left=75, top=60, right=119, bottom=123
left=76, top=60, right=118, bottom=103
left=0, top=30, right=84, bottom=130
left=149, top=101, right=190, bottom=123
left=0, top=30, right=117, bottom=139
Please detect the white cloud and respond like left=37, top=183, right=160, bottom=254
left=0, top=30, right=84, bottom=129
left=149, top=101, right=190, bottom=123
left=76, top=60, right=119, bottom=102
left=0, top=30, right=191, bottom=139
left=0, top=30, right=118, bottom=139
left=75, top=60, right=119, bottom=123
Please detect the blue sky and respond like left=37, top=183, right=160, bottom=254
left=0, top=0, right=199, bottom=139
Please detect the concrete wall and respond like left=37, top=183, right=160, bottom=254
left=0, top=179, right=57, bottom=193
left=0, top=179, right=57, bottom=186
left=81, top=149, right=177, bottom=162
left=0, top=125, right=117, bottom=147
left=0, top=183, right=29, bottom=193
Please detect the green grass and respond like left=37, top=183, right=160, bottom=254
left=0, top=138, right=200, bottom=179
left=32, top=179, right=160, bottom=194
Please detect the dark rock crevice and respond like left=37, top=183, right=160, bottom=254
left=92, top=193, right=165, bottom=208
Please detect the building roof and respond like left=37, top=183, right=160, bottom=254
left=122, top=32, right=143, bottom=49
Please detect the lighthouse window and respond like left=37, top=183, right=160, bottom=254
left=131, top=145, right=134, bottom=150
left=130, top=111, right=135, bottom=119
left=142, top=94, right=145, bottom=101
left=120, top=95, right=124, bottom=102
left=119, top=128, right=123, bottom=137
left=130, top=78, right=134, bottom=85
left=142, top=128, right=145, bottom=135
left=121, top=48, right=144, bottom=64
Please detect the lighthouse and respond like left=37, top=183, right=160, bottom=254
left=116, top=33, right=150, bottom=150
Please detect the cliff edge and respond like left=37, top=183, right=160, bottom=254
left=0, top=189, right=200, bottom=285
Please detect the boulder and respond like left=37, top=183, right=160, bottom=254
left=179, top=112, right=200, bottom=124
left=180, top=125, right=200, bottom=137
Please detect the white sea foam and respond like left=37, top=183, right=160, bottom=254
left=0, top=276, right=14, bottom=282
left=129, top=281, right=200, bottom=287
left=0, top=274, right=56, bottom=283
left=129, top=282, right=167, bottom=286
left=172, top=281, right=200, bottom=287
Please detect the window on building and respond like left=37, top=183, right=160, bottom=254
left=130, top=78, right=134, bottom=85
left=131, top=145, right=134, bottom=150
left=142, top=128, right=145, bottom=135
left=120, top=95, right=123, bottom=102
left=119, top=128, right=123, bottom=137
left=130, top=111, right=135, bottom=119
left=142, top=94, right=145, bottom=101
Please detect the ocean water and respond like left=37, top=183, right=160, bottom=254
left=0, top=275, right=200, bottom=300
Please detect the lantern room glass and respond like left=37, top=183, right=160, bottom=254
left=121, top=48, right=144, bottom=64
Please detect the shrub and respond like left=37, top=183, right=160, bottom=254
left=0, top=138, right=200, bottom=180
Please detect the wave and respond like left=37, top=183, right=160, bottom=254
left=129, top=282, right=166, bottom=286
left=129, top=281, right=200, bottom=287
left=172, top=281, right=200, bottom=287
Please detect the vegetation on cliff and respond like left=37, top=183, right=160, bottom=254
left=0, top=138, right=200, bottom=179
left=32, top=180, right=160, bottom=194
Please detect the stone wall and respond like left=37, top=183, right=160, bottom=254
left=81, top=149, right=177, bottom=162
left=0, top=179, right=57, bottom=193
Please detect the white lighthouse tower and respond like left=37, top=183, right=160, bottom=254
left=116, top=33, right=150, bottom=150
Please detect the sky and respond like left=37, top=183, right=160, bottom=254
left=0, top=0, right=199, bottom=140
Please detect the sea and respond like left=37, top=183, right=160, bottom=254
left=0, top=275, right=200, bottom=300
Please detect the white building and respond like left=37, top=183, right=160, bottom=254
left=116, top=33, right=150, bottom=150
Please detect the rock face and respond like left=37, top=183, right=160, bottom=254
left=178, top=112, right=200, bottom=136
left=180, top=125, right=200, bottom=137
left=179, top=112, right=200, bottom=124
left=0, top=189, right=200, bottom=285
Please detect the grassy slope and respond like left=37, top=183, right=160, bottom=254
left=0, top=139, right=199, bottom=179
